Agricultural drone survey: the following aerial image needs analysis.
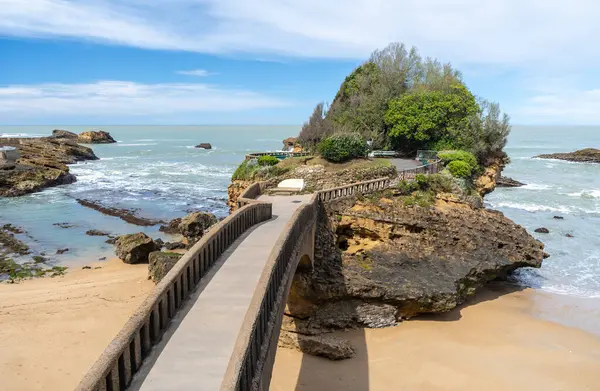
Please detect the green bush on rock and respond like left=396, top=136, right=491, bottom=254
left=438, top=150, right=478, bottom=168
left=318, top=133, right=368, bottom=163
left=257, top=155, right=279, bottom=166
left=447, top=160, right=473, bottom=178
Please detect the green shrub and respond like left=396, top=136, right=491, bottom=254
left=438, top=150, right=478, bottom=168
left=397, top=180, right=419, bottom=195
left=318, top=133, right=368, bottom=163
left=232, top=160, right=256, bottom=180
left=447, top=160, right=472, bottom=178
left=257, top=155, right=279, bottom=166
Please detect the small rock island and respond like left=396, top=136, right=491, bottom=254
left=535, top=148, right=600, bottom=163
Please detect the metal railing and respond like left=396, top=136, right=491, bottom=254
left=75, top=201, right=272, bottom=391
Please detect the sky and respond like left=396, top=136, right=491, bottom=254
left=1, top=0, right=600, bottom=125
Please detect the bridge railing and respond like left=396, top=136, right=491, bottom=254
left=222, top=194, right=319, bottom=391
left=317, top=177, right=391, bottom=202
left=75, top=201, right=273, bottom=391
left=245, top=151, right=312, bottom=160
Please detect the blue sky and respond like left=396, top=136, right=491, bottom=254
left=1, top=0, right=599, bottom=125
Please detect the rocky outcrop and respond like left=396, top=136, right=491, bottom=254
left=535, top=148, right=600, bottom=163
left=227, top=180, right=253, bottom=211
left=85, top=229, right=111, bottom=237
left=178, top=212, right=218, bottom=241
left=52, top=129, right=78, bottom=139
left=0, top=137, right=97, bottom=197
left=77, top=130, right=116, bottom=144
left=160, top=212, right=217, bottom=242
left=534, top=227, right=550, bottom=233
left=278, top=330, right=355, bottom=360
left=474, top=156, right=506, bottom=196
left=195, top=143, right=212, bottom=149
left=148, top=251, right=182, bottom=282
left=76, top=199, right=163, bottom=226
left=115, top=233, right=159, bottom=264
left=165, top=241, right=186, bottom=250
left=282, top=137, right=297, bottom=151
left=285, top=195, right=546, bottom=333
left=497, top=176, right=525, bottom=187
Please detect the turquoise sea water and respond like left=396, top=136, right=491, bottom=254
left=1, top=125, right=600, bottom=300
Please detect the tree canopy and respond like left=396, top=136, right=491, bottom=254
left=298, top=42, right=511, bottom=164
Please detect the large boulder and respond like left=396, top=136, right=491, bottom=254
left=497, top=176, right=525, bottom=187
left=278, top=330, right=355, bottom=360
left=115, top=233, right=159, bottom=264
left=148, top=251, right=182, bottom=282
left=286, top=195, right=546, bottom=332
left=195, top=143, right=212, bottom=150
left=178, top=212, right=218, bottom=239
left=159, top=218, right=182, bottom=234
left=78, top=130, right=116, bottom=144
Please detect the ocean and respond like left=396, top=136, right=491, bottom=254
left=1, top=125, right=599, bottom=300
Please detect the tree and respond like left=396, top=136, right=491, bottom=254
left=298, top=102, right=333, bottom=151
left=384, top=83, right=478, bottom=150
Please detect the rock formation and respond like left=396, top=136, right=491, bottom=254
left=497, top=176, right=525, bottom=187
left=148, top=251, right=182, bottom=282
left=0, top=137, right=97, bottom=197
left=77, top=130, right=116, bottom=144
left=535, top=148, right=600, bottom=163
left=195, top=143, right=212, bottom=149
left=115, top=233, right=159, bottom=264
left=159, top=212, right=218, bottom=243
left=76, top=199, right=163, bottom=226
left=285, top=194, right=546, bottom=334
left=52, top=129, right=78, bottom=139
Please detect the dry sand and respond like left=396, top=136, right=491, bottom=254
left=271, top=283, right=600, bottom=391
left=0, top=258, right=153, bottom=391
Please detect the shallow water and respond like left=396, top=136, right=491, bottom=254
left=0, top=126, right=297, bottom=263
left=1, top=125, right=599, bottom=300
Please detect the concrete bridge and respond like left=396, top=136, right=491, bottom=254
left=76, top=159, right=440, bottom=391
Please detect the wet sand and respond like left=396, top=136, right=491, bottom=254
left=0, top=258, right=153, bottom=391
left=271, top=283, right=600, bottom=391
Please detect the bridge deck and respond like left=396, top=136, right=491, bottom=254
left=131, top=194, right=312, bottom=391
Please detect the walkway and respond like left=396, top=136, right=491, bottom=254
left=389, top=158, right=420, bottom=171
left=131, top=194, right=313, bottom=391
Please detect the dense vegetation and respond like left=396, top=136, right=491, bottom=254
left=318, top=133, right=368, bottom=163
left=298, top=42, right=510, bottom=166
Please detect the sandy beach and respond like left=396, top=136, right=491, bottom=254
left=0, top=259, right=153, bottom=391
left=270, top=283, right=600, bottom=391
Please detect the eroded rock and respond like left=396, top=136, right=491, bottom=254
left=178, top=212, right=218, bottom=240
left=77, top=130, right=116, bottom=144
left=115, top=233, right=159, bottom=264
left=497, top=176, right=525, bottom=187
left=278, top=330, right=355, bottom=360
left=195, top=143, right=212, bottom=149
left=535, top=227, right=550, bottom=233
left=148, top=251, right=182, bottom=282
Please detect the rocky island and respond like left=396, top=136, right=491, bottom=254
left=535, top=148, right=600, bottom=163
left=0, top=130, right=115, bottom=197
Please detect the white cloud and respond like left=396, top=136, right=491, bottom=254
left=0, top=80, right=290, bottom=121
left=177, top=69, right=211, bottom=77
left=515, top=88, right=600, bottom=124
left=0, top=0, right=599, bottom=67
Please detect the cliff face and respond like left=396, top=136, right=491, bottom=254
left=285, top=194, right=546, bottom=333
left=474, top=155, right=507, bottom=197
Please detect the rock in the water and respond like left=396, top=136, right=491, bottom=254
left=535, top=227, right=550, bottom=233
left=566, top=233, right=574, bottom=238
left=496, top=176, right=525, bottom=187
left=56, top=248, right=69, bottom=254
left=278, top=330, right=355, bottom=360
left=553, top=216, right=564, bottom=220
left=115, top=233, right=159, bottom=264
left=195, top=143, right=212, bottom=149
left=77, top=130, right=116, bottom=144
left=52, top=129, right=78, bottom=139
left=85, top=229, right=111, bottom=237
left=178, top=212, right=218, bottom=239
left=105, top=237, right=117, bottom=245
left=159, top=218, right=182, bottom=234
left=148, top=251, right=182, bottom=282
left=77, top=199, right=163, bottom=226
left=165, top=241, right=186, bottom=250
left=154, top=238, right=165, bottom=248
left=286, top=196, right=546, bottom=332
left=535, top=148, right=600, bottom=164
left=54, top=222, right=77, bottom=229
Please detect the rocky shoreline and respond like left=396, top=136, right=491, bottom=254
left=0, top=129, right=114, bottom=197
left=535, top=148, right=600, bottom=163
